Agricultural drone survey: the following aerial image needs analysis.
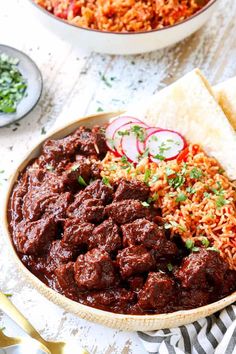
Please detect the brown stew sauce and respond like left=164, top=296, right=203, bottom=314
left=8, top=126, right=236, bottom=315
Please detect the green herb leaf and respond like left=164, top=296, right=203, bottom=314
left=176, top=193, right=187, bottom=203
left=192, top=247, right=200, bottom=252
left=97, top=107, right=104, bottom=112
left=201, top=237, right=210, bottom=247
left=206, top=246, right=220, bottom=253
left=204, top=192, right=211, bottom=199
left=189, top=167, right=203, bottom=179
left=130, top=125, right=146, bottom=142
left=46, top=164, right=54, bottom=172
left=41, top=127, right=46, bottom=135
left=77, top=175, right=88, bottom=187
left=186, top=186, right=196, bottom=194
left=153, top=154, right=165, bottom=161
left=0, top=53, right=27, bottom=114
left=149, top=175, right=159, bottom=184
left=167, top=263, right=173, bottom=272
left=141, top=201, right=150, bottom=208
left=99, top=71, right=112, bottom=87
left=216, top=196, right=230, bottom=209
left=168, top=174, right=185, bottom=189
left=118, top=130, right=130, bottom=136
left=144, top=169, right=151, bottom=184
left=102, top=176, right=112, bottom=187
left=185, top=239, right=194, bottom=250
left=165, top=167, right=175, bottom=176
left=164, top=221, right=186, bottom=232
left=147, top=192, right=159, bottom=204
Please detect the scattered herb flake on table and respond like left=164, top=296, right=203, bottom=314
left=0, top=53, right=27, bottom=114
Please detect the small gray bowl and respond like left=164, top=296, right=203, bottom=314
left=0, top=44, right=43, bottom=127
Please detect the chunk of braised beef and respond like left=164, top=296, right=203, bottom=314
left=62, top=218, right=94, bottom=249
left=220, top=270, right=236, bottom=296
left=74, top=126, right=107, bottom=158
left=153, top=239, right=179, bottom=261
left=13, top=217, right=56, bottom=255
left=114, top=179, right=149, bottom=202
left=83, top=180, right=114, bottom=204
left=42, top=135, right=80, bottom=162
left=23, top=191, right=72, bottom=222
left=174, top=248, right=229, bottom=290
left=180, top=289, right=210, bottom=309
left=86, top=288, right=135, bottom=313
left=117, top=245, right=155, bottom=278
left=138, top=272, right=175, bottom=310
left=90, top=161, right=102, bottom=179
left=54, top=262, right=79, bottom=300
left=74, top=248, right=116, bottom=290
left=46, top=240, right=76, bottom=272
left=67, top=198, right=104, bottom=223
left=121, top=218, right=165, bottom=248
left=9, top=174, right=28, bottom=226
left=105, top=199, right=148, bottom=224
left=62, top=157, right=91, bottom=187
left=89, top=218, right=121, bottom=253
left=127, top=276, right=145, bottom=292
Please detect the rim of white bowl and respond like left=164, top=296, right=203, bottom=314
left=28, top=0, right=218, bottom=36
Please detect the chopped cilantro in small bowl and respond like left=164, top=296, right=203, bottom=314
left=0, top=45, right=43, bottom=127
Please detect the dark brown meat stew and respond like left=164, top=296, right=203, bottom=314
left=8, top=125, right=236, bottom=315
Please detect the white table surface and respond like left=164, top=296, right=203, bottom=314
left=0, top=0, right=236, bottom=353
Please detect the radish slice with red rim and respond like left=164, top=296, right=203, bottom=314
left=145, top=129, right=186, bottom=162
left=105, top=116, right=143, bottom=152
left=113, top=122, right=148, bottom=157
left=121, top=133, right=141, bottom=163
left=137, top=127, right=160, bottom=154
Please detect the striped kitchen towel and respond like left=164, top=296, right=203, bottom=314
left=138, top=304, right=236, bottom=354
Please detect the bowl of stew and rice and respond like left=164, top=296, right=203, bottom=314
left=26, top=0, right=218, bottom=54
left=3, top=109, right=236, bottom=331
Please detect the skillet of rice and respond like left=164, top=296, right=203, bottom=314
left=101, top=144, right=236, bottom=270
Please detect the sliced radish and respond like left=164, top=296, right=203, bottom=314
left=113, top=122, right=147, bottom=157
left=145, top=129, right=186, bottom=163
left=121, top=133, right=141, bottom=163
left=137, top=127, right=160, bottom=154
left=105, top=116, right=143, bottom=152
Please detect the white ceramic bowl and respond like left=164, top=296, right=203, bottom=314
left=26, top=0, right=218, bottom=55
left=2, top=112, right=236, bottom=331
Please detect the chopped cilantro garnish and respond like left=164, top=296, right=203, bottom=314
left=99, top=71, right=112, bottom=87
left=154, top=154, right=165, bottom=161
left=41, top=127, right=46, bottom=135
left=201, top=237, right=210, bottom=247
left=151, top=135, right=158, bottom=142
left=121, top=155, right=128, bottom=163
left=186, top=186, right=196, bottom=194
left=147, top=192, right=158, bottom=204
left=206, top=246, right=220, bottom=253
left=167, top=263, right=173, bottom=272
left=109, top=164, right=117, bottom=171
left=118, top=130, right=130, bottom=136
left=218, top=168, right=225, bottom=174
left=192, top=247, right=200, bottom=252
left=0, top=53, right=27, bottom=114
left=149, top=175, right=159, bottom=185
left=131, top=125, right=146, bottom=142
left=71, top=165, right=79, bottom=172
left=204, top=192, right=211, bottom=199
left=185, top=239, right=194, bottom=250
left=164, top=221, right=186, bottom=232
left=77, top=175, right=87, bottom=187
left=102, top=176, right=112, bottom=188
left=168, top=174, right=185, bottom=189
left=97, top=107, right=104, bottom=112
left=141, top=201, right=150, bottom=207
left=139, top=148, right=149, bottom=160
left=46, top=164, right=54, bottom=171
left=216, top=196, right=230, bottom=209
left=211, top=181, right=224, bottom=196
left=189, top=167, right=203, bottom=179
left=144, top=169, right=151, bottom=184
left=165, top=167, right=175, bottom=176
left=176, top=193, right=187, bottom=203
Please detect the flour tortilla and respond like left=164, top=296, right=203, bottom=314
left=127, top=69, right=236, bottom=180
left=214, top=77, right=236, bottom=130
